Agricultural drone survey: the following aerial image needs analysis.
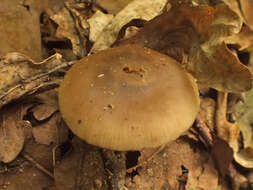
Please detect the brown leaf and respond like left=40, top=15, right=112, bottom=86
left=54, top=137, right=109, bottom=190
left=126, top=137, right=220, bottom=190
left=90, top=0, right=167, bottom=53
left=50, top=7, right=86, bottom=57
left=211, top=137, right=233, bottom=177
left=0, top=54, right=75, bottom=109
left=122, top=3, right=252, bottom=92
left=95, top=0, right=134, bottom=14
left=225, top=25, right=253, bottom=51
left=241, top=0, right=253, bottom=30
left=0, top=0, right=42, bottom=61
left=0, top=104, right=31, bottom=163
left=32, top=113, right=59, bottom=145
left=188, top=43, right=252, bottom=92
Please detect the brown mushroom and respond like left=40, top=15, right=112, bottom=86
left=58, top=45, right=200, bottom=151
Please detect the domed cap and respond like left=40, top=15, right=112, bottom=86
left=58, top=45, right=200, bottom=150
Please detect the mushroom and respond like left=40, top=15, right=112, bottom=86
left=58, top=45, right=200, bottom=151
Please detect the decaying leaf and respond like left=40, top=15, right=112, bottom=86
left=87, top=10, right=114, bottom=43
left=32, top=113, right=59, bottom=145
left=91, top=0, right=167, bottom=53
left=0, top=104, right=31, bottom=163
left=225, top=25, right=253, bottom=51
left=216, top=92, right=241, bottom=151
left=240, top=0, right=253, bottom=30
left=189, top=43, right=252, bottom=92
left=95, top=0, right=134, bottom=14
left=50, top=7, right=86, bottom=57
left=123, top=3, right=252, bottom=92
left=0, top=53, right=75, bottom=109
left=126, top=137, right=220, bottom=190
left=54, top=137, right=109, bottom=190
left=199, top=97, right=216, bottom=130
left=0, top=0, right=42, bottom=61
left=222, top=0, right=244, bottom=22
left=233, top=84, right=253, bottom=168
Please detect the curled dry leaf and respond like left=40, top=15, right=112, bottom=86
left=87, top=10, right=114, bottom=43
left=199, top=97, right=216, bottom=130
left=54, top=138, right=109, bottom=190
left=50, top=7, right=86, bottom=57
left=32, top=113, right=59, bottom=145
left=0, top=53, right=75, bottom=109
left=0, top=0, right=42, bottom=61
left=222, top=0, right=244, bottom=22
left=0, top=104, right=32, bottom=163
left=90, top=0, right=167, bottom=53
left=240, top=0, right=253, bottom=30
left=225, top=25, right=253, bottom=51
left=233, top=84, right=253, bottom=168
left=123, top=3, right=252, bottom=92
left=189, top=43, right=252, bottom=92
left=126, top=137, right=220, bottom=190
left=95, top=0, right=134, bottom=14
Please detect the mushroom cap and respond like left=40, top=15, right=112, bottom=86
left=58, top=45, right=200, bottom=151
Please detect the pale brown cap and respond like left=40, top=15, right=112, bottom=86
left=58, top=45, right=200, bottom=151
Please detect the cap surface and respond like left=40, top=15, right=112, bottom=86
left=58, top=45, right=200, bottom=150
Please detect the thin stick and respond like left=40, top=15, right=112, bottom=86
left=22, top=152, right=54, bottom=179
left=126, top=145, right=165, bottom=173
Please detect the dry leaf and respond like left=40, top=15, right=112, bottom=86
left=126, top=137, right=220, bottom=190
left=95, top=0, right=134, bottom=14
left=91, top=0, right=167, bottom=53
left=199, top=97, right=216, bottom=130
left=241, top=0, right=253, bottom=30
left=233, top=83, right=253, bottom=168
left=0, top=53, right=75, bottom=109
left=223, top=0, right=244, bottom=22
left=189, top=43, right=252, bottom=92
left=0, top=0, right=42, bottom=60
left=225, top=25, right=253, bottom=51
left=211, top=137, right=233, bottom=177
left=0, top=157, right=54, bottom=190
left=54, top=137, right=109, bottom=190
left=0, top=104, right=31, bottom=163
left=32, top=114, right=59, bottom=145
left=123, top=3, right=251, bottom=92
left=87, top=10, right=114, bottom=42
left=51, top=7, right=85, bottom=57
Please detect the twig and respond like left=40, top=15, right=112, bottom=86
left=126, top=145, right=165, bottom=173
left=21, top=152, right=54, bottom=179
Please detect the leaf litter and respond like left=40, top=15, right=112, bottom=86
left=1, top=0, right=253, bottom=189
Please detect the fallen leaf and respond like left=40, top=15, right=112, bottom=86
left=225, top=25, right=253, bottom=51
left=0, top=104, right=31, bottom=163
left=51, top=7, right=86, bottom=57
left=240, top=0, right=253, bottom=30
left=91, top=0, right=167, bottom=53
left=211, top=137, right=233, bottom=177
left=0, top=0, right=42, bottom=60
left=199, top=97, right=216, bottom=130
left=32, top=113, right=59, bottom=145
left=87, top=10, right=114, bottom=43
left=54, top=137, right=109, bottom=190
left=189, top=43, right=252, bottom=92
left=233, top=83, right=253, bottom=168
left=0, top=53, right=75, bottom=109
left=122, top=3, right=252, bottom=92
left=126, top=137, right=220, bottom=190
left=95, top=0, right=134, bottom=14
left=0, top=158, right=54, bottom=190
